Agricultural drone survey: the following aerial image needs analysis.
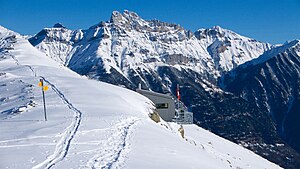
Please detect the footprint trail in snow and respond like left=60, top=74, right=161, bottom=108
left=86, top=117, right=140, bottom=169
left=32, top=78, right=82, bottom=169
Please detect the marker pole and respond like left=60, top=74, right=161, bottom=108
left=40, top=79, right=47, bottom=121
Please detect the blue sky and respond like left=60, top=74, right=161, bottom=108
left=0, top=0, right=299, bottom=44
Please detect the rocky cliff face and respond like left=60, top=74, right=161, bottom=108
left=28, top=11, right=300, bottom=168
left=195, top=26, right=272, bottom=73
left=0, top=26, right=17, bottom=53
left=222, top=40, right=300, bottom=155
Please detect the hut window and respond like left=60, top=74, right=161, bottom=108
left=156, top=103, right=168, bottom=109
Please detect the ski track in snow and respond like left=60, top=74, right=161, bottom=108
left=32, top=77, right=83, bottom=169
left=85, top=117, right=140, bottom=169
left=9, top=50, right=139, bottom=169
left=9, top=54, right=83, bottom=169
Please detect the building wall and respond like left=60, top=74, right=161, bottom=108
left=136, top=90, right=175, bottom=121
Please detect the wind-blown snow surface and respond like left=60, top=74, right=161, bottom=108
left=0, top=26, right=281, bottom=169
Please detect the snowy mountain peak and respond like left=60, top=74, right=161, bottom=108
left=0, top=25, right=19, bottom=50
left=284, top=39, right=300, bottom=47
left=211, top=25, right=227, bottom=34
left=244, top=39, right=300, bottom=67
left=28, top=25, right=75, bottom=64
left=123, top=10, right=140, bottom=19
left=29, top=10, right=273, bottom=83
left=193, top=25, right=273, bottom=72
left=109, top=10, right=184, bottom=35
left=0, top=25, right=18, bottom=36
left=282, top=39, right=300, bottom=52
left=110, top=10, right=125, bottom=23
left=0, top=25, right=9, bottom=32
left=195, top=25, right=250, bottom=42
left=29, top=26, right=73, bottom=45
left=53, top=23, right=66, bottom=29
left=110, top=10, right=144, bottom=26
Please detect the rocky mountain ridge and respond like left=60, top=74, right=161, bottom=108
left=222, top=40, right=300, bottom=154
left=29, top=10, right=272, bottom=84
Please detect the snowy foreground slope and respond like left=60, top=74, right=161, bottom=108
left=0, top=26, right=281, bottom=169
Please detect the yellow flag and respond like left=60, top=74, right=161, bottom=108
left=38, top=81, right=43, bottom=87
left=43, top=86, right=49, bottom=91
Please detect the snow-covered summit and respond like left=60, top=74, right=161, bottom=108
left=53, top=23, right=66, bottom=29
left=110, top=10, right=143, bottom=25
left=0, top=25, right=19, bottom=38
left=28, top=24, right=78, bottom=65
left=243, top=39, right=300, bottom=67
left=195, top=25, right=252, bottom=42
left=109, top=10, right=184, bottom=34
left=194, top=25, right=273, bottom=72
left=0, top=25, right=20, bottom=51
left=0, top=25, right=10, bottom=33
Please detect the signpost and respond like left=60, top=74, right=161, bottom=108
left=38, top=79, right=48, bottom=121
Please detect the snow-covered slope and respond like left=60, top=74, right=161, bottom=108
left=0, top=26, right=281, bottom=169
